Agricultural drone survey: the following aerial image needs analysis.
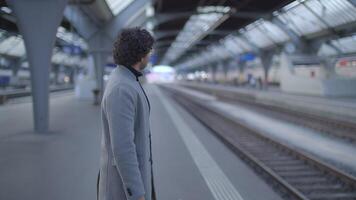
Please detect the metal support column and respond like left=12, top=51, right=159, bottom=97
left=7, top=0, right=67, bottom=132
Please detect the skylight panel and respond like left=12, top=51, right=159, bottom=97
left=175, top=0, right=356, bottom=70
left=240, top=19, right=290, bottom=48
left=222, top=37, right=243, bottom=54
left=304, top=0, right=356, bottom=28
left=258, top=20, right=289, bottom=43
left=56, top=26, right=88, bottom=50
left=276, top=0, right=356, bottom=36
left=278, top=3, right=326, bottom=36
left=162, top=6, right=231, bottom=65
left=0, top=36, right=25, bottom=57
left=231, top=36, right=252, bottom=52
left=330, top=35, right=356, bottom=54
left=243, top=24, right=275, bottom=48
left=7, top=38, right=25, bottom=57
left=105, top=0, right=135, bottom=16
left=317, top=43, right=338, bottom=56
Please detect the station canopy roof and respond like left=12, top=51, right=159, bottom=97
left=0, top=0, right=355, bottom=70
left=166, top=0, right=356, bottom=70
left=153, top=0, right=295, bottom=65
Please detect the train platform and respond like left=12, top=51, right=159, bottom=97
left=0, top=84, right=283, bottom=200
left=165, top=84, right=356, bottom=175
left=0, top=91, right=101, bottom=200
left=178, top=82, right=356, bottom=123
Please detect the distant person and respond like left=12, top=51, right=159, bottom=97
left=98, top=28, right=155, bottom=200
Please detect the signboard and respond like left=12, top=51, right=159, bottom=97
left=335, top=57, right=356, bottom=78
left=239, top=53, right=256, bottom=62
left=62, top=45, right=82, bottom=55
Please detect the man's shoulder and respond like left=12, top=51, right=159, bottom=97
left=102, top=83, right=138, bottom=109
left=105, top=82, right=138, bottom=98
left=111, top=70, right=139, bottom=88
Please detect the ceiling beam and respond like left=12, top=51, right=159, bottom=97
left=155, top=39, right=218, bottom=48
left=151, top=10, right=268, bottom=27
left=348, top=0, right=356, bottom=6
left=104, top=0, right=150, bottom=41
left=154, top=29, right=235, bottom=40
left=68, top=0, right=95, bottom=4
left=63, top=5, right=99, bottom=40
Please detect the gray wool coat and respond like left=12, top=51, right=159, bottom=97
left=99, top=65, right=154, bottom=200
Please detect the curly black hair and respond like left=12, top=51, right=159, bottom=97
left=113, top=27, right=154, bottom=67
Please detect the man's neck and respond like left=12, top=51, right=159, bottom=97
left=132, top=64, right=141, bottom=72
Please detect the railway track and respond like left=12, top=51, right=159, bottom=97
left=161, top=86, right=356, bottom=200
left=182, top=84, right=356, bottom=143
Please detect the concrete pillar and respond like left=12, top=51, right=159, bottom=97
left=92, top=52, right=106, bottom=93
left=69, top=67, right=75, bottom=84
left=272, top=17, right=321, bottom=56
left=10, top=58, right=22, bottom=77
left=260, top=51, right=275, bottom=84
left=7, top=0, right=67, bottom=132
left=238, top=59, right=246, bottom=77
left=237, top=59, right=245, bottom=71
left=222, top=61, right=229, bottom=84
left=62, top=65, right=74, bottom=84
left=52, top=65, right=60, bottom=85
left=88, top=32, right=112, bottom=100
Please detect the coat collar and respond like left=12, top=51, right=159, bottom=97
left=117, top=65, right=142, bottom=81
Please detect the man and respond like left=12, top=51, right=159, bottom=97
left=98, top=27, right=155, bottom=200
